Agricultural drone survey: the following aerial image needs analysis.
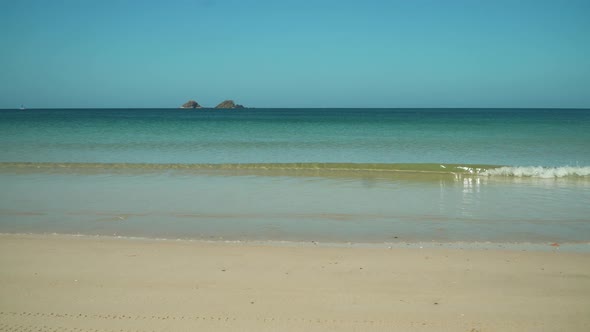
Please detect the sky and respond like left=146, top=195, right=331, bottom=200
left=1, top=0, right=589, bottom=108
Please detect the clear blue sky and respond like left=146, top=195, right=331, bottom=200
left=1, top=0, right=589, bottom=108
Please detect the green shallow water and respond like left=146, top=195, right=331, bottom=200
left=0, top=161, right=499, bottom=175
left=1, top=162, right=588, bottom=180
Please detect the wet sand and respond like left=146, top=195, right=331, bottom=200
left=1, top=234, right=589, bottom=331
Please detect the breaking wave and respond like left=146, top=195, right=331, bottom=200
left=482, top=166, right=590, bottom=178
left=0, top=162, right=588, bottom=179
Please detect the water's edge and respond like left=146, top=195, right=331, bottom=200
left=2, top=232, right=588, bottom=252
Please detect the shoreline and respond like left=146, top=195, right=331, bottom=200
left=1, top=233, right=589, bottom=331
left=2, top=232, right=589, bottom=252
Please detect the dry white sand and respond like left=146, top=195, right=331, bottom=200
left=1, top=234, right=589, bottom=331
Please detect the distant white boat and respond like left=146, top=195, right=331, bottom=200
left=19, top=104, right=26, bottom=110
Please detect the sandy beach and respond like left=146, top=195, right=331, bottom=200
left=0, top=234, right=589, bottom=332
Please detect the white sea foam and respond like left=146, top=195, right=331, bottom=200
left=482, top=166, right=590, bottom=178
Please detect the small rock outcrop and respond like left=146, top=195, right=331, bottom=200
left=215, top=100, right=245, bottom=109
left=180, top=100, right=201, bottom=109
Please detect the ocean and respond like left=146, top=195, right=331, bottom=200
left=0, top=108, right=589, bottom=244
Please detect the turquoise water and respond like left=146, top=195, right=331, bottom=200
left=1, top=108, right=589, bottom=165
left=0, top=108, right=589, bottom=243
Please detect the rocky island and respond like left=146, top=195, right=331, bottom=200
left=180, top=99, right=246, bottom=109
left=215, top=100, right=245, bottom=109
left=180, top=100, right=201, bottom=109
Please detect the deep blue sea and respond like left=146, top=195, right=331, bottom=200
left=1, top=108, right=589, bottom=244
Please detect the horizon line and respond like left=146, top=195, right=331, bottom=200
left=2, top=107, right=590, bottom=110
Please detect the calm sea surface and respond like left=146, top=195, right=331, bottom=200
left=0, top=108, right=589, bottom=244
